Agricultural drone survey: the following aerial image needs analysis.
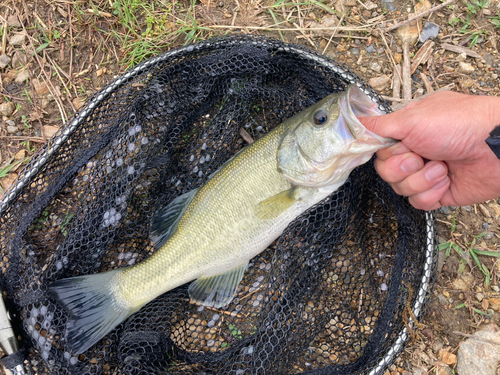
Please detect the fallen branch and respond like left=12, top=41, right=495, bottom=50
left=385, top=83, right=454, bottom=110
left=385, top=0, right=456, bottom=32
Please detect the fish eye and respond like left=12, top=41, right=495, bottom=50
left=313, top=110, right=328, bottom=126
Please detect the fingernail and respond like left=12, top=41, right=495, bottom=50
left=433, top=176, right=449, bottom=190
left=390, top=143, right=411, bottom=156
left=425, top=164, right=446, bottom=181
left=401, top=157, right=422, bottom=174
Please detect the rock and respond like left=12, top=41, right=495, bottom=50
left=450, top=205, right=456, bottom=211
left=493, top=285, right=500, bottom=293
left=369, top=75, right=391, bottom=92
left=490, top=298, right=500, bottom=312
left=440, top=206, right=450, bottom=215
left=43, top=125, right=59, bottom=139
left=441, top=351, right=457, bottom=365
left=7, top=125, right=18, bottom=134
left=438, top=294, right=448, bottom=305
left=397, top=23, right=419, bottom=44
left=435, top=363, right=453, bottom=375
left=457, top=52, right=467, bottom=62
left=479, top=204, right=492, bottom=218
left=393, top=52, right=402, bottom=64
left=33, top=79, right=50, bottom=96
left=40, top=99, right=50, bottom=110
left=462, top=205, right=471, bottom=212
left=9, top=33, right=26, bottom=46
left=11, top=51, right=26, bottom=69
left=452, top=277, right=470, bottom=291
left=350, top=48, right=360, bottom=55
left=458, top=61, right=474, bottom=74
left=14, top=150, right=27, bottom=160
left=461, top=272, right=474, bottom=285
left=0, top=54, right=11, bottom=69
left=0, top=102, right=16, bottom=117
left=72, top=97, right=86, bottom=110
left=482, top=222, right=490, bottom=229
left=483, top=53, right=494, bottom=66
left=366, top=45, right=375, bottom=53
left=476, top=293, right=485, bottom=302
left=7, top=15, right=22, bottom=28
left=484, top=232, right=494, bottom=240
left=457, top=324, right=500, bottom=375
left=15, top=69, right=30, bottom=83
left=369, top=62, right=381, bottom=73
left=5, top=120, right=15, bottom=126
left=382, top=0, right=395, bottom=11
left=420, top=22, right=439, bottom=42
left=336, top=44, right=348, bottom=52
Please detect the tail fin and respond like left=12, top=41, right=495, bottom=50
left=49, top=269, right=132, bottom=354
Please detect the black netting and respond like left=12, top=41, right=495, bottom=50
left=0, top=34, right=437, bottom=375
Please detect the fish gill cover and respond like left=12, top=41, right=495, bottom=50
left=0, top=34, right=437, bottom=375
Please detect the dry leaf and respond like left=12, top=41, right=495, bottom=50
left=43, top=125, right=60, bottom=139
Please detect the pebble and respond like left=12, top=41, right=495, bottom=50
left=420, top=22, right=439, bottom=42
left=393, top=52, right=402, bottom=64
left=7, top=125, right=18, bottom=134
left=15, top=69, right=30, bottom=83
left=437, top=294, right=448, bottom=305
left=479, top=204, right=492, bottom=218
left=366, top=45, right=375, bottom=53
left=457, top=323, right=500, bottom=375
left=369, top=61, right=381, bottom=72
left=452, top=277, right=470, bottom=291
left=493, top=285, right=500, bottom=293
left=457, top=52, right=467, bottom=62
left=435, top=363, right=453, bottom=375
left=484, top=232, right=494, bottom=240
left=0, top=102, right=16, bottom=117
left=450, top=206, right=456, bottom=211
left=0, top=54, right=11, bottom=69
left=350, top=48, right=360, bottom=55
left=382, top=0, right=395, bottom=11
left=33, top=79, right=50, bottom=96
left=368, top=75, right=391, bottom=91
left=7, top=15, right=21, bottom=27
left=440, top=206, right=450, bottom=215
left=483, top=222, right=490, bottom=229
left=459, top=62, right=475, bottom=74
left=9, top=33, right=26, bottom=46
left=476, top=293, right=485, bottom=302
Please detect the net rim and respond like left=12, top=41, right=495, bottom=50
left=0, top=35, right=436, bottom=375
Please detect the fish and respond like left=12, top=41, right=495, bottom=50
left=49, top=84, right=396, bottom=354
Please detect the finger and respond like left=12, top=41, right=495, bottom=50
left=408, top=176, right=450, bottom=211
left=374, top=153, right=424, bottom=184
left=358, top=106, right=416, bottom=140
left=390, top=161, right=448, bottom=197
left=376, top=142, right=412, bottom=161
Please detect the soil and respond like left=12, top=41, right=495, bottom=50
left=1, top=0, right=500, bottom=374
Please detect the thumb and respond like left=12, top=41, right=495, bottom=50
left=358, top=110, right=412, bottom=141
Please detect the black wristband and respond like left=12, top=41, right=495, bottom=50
left=485, top=125, right=500, bottom=159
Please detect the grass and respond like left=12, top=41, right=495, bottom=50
left=438, top=215, right=500, bottom=286
left=89, top=0, right=215, bottom=68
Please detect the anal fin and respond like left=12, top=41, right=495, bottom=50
left=188, top=263, right=248, bottom=308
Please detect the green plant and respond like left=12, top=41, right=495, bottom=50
left=488, top=12, right=500, bottom=27
left=466, top=0, right=489, bottom=14
left=439, top=222, right=499, bottom=286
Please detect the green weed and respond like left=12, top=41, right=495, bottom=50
left=439, top=216, right=499, bottom=286
left=465, top=0, right=490, bottom=14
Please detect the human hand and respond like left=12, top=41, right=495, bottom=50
left=358, top=91, right=500, bottom=210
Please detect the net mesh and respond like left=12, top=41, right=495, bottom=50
left=0, top=34, right=437, bottom=375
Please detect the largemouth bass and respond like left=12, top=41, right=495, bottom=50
left=50, top=84, right=395, bottom=354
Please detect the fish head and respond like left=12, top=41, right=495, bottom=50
left=278, top=84, right=397, bottom=187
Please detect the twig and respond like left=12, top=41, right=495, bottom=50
left=441, top=43, right=482, bottom=59
left=392, top=64, right=402, bottom=103
left=402, top=40, right=412, bottom=100
left=385, top=83, right=454, bottom=110
left=410, top=40, right=434, bottom=75
left=453, top=331, right=500, bottom=347
left=380, top=30, right=400, bottom=84
left=0, top=136, right=47, bottom=143
left=67, top=4, right=73, bottom=81
left=209, top=24, right=373, bottom=31
left=1, top=22, right=7, bottom=55
left=385, top=0, right=456, bottom=31
left=322, top=13, right=344, bottom=55
left=239, top=128, right=254, bottom=144
left=421, top=72, right=434, bottom=94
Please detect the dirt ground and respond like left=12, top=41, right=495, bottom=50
left=1, top=0, right=500, bottom=374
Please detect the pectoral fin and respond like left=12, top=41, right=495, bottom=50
left=189, top=263, right=248, bottom=308
left=254, top=187, right=299, bottom=220
left=150, top=188, right=198, bottom=249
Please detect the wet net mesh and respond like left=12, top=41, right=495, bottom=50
left=0, top=34, right=437, bottom=374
